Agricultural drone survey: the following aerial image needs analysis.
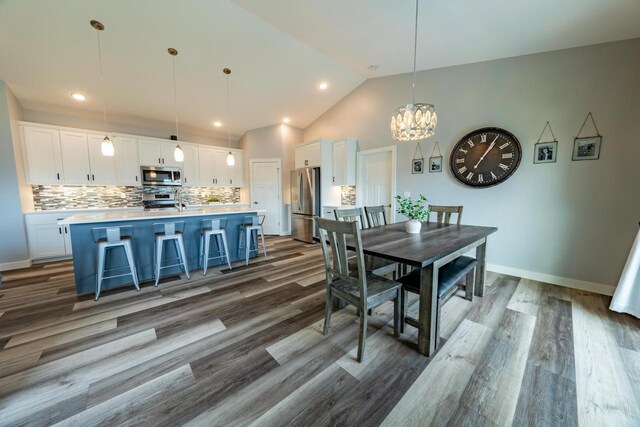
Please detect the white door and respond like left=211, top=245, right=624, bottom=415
left=59, top=131, right=91, bottom=185
left=87, top=134, right=117, bottom=185
left=251, top=161, right=281, bottom=235
left=23, top=126, right=64, bottom=184
left=198, top=147, right=215, bottom=186
left=358, top=147, right=396, bottom=222
left=181, top=145, right=199, bottom=187
left=115, top=137, right=140, bottom=186
left=139, top=139, right=162, bottom=166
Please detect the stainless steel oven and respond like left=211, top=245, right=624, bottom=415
left=140, top=166, right=182, bottom=186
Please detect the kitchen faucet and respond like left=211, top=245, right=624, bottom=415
left=175, top=187, right=184, bottom=212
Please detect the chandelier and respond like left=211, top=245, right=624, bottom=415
left=390, top=0, right=437, bottom=141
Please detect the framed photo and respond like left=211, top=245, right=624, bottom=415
left=428, top=156, right=443, bottom=173
left=412, top=158, right=424, bottom=174
left=534, top=141, right=558, bottom=164
left=572, top=136, right=601, bottom=161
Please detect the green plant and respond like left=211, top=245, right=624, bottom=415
left=395, top=194, right=430, bottom=221
left=207, top=197, right=222, bottom=203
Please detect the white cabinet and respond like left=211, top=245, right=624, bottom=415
left=59, top=131, right=91, bottom=185
left=213, top=150, right=229, bottom=186
left=198, top=147, right=216, bottom=186
left=23, top=126, right=64, bottom=184
left=25, top=213, right=72, bottom=260
left=114, top=137, right=140, bottom=186
left=295, top=142, right=321, bottom=168
left=331, top=138, right=357, bottom=185
left=162, top=142, right=181, bottom=167
left=139, top=139, right=163, bottom=166
left=228, top=150, right=243, bottom=187
left=87, top=134, right=117, bottom=185
left=181, top=145, right=199, bottom=187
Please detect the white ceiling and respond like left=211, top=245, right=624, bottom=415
left=1, top=0, right=639, bottom=138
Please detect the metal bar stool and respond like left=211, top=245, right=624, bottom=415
left=200, top=218, right=232, bottom=275
left=237, top=215, right=267, bottom=266
left=153, top=221, right=190, bottom=287
left=91, top=226, right=139, bottom=301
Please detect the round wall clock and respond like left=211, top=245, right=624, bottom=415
left=450, top=127, right=522, bottom=188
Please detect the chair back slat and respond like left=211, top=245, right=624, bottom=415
left=364, top=205, right=387, bottom=227
left=334, top=207, right=368, bottom=229
left=428, top=205, right=464, bottom=225
left=202, top=218, right=222, bottom=230
left=91, top=225, right=133, bottom=243
left=315, top=218, right=367, bottom=300
left=152, top=221, right=185, bottom=235
left=243, top=216, right=260, bottom=226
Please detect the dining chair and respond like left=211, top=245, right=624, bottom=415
left=334, top=207, right=398, bottom=278
left=315, top=217, right=402, bottom=363
left=364, top=205, right=387, bottom=228
left=399, top=204, right=477, bottom=347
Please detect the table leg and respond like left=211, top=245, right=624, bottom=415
left=475, top=239, right=487, bottom=297
left=418, top=263, right=438, bottom=356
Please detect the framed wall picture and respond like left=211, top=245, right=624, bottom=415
left=572, top=136, right=601, bottom=161
left=534, top=141, right=558, bottom=164
left=429, top=156, right=443, bottom=173
left=412, top=158, right=424, bottom=174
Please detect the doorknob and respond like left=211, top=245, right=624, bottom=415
left=385, top=204, right=392, bottom=208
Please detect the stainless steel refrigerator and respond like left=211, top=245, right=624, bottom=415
left=291, top=167, right=320, bottom=243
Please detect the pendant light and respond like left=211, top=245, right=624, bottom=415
left=390, top=0, right=437, bottom=141
left=168, top=48, right=184, bottom=162
left=90, top=20, right=115, bottom=156
left=223, top=68, right=235, bottom=167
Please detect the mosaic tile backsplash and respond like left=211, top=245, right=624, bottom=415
left=341, top=186, right=356, bottom=205
left=32, top=185, right=241, bottom=210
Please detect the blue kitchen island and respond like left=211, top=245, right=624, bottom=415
left=60, top=207, right=266, bottom=295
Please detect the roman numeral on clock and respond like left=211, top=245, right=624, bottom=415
left=478, top=174, right=484, bottom=183
left=466, top=172, right=474, bottom=180
left=459, top=149, right=468, bottom=154
left=499, top=142, right=510, bottom=150
left=480, top=134, right=487, bottom=143
left=502, top=153, right=513, bottom=159
left=467, top=139, right=474, bottom=147
left=499, top=163, right=509, bottom=170
left=459, top=166, right=468, bottom=174
left=455, top=158, right=465, bottom=164
left=491, top=172, right=497, bottom=179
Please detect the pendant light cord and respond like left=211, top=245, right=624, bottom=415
left=96, top=29, right=109, bottom=135
left=172, top=55, right=179, bottom=140
left=411, top=0, right=419, bottom=106
left=226, top=73, right=231, bottom=149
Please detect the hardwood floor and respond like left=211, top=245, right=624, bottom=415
left=0, top=236, right=639, bottom=426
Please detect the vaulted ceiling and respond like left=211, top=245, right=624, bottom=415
left=1, top=0, right=638, bottom=138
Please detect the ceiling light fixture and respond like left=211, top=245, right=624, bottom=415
left=390, top=0, right=436, bottom=141
left=318, top=82, right=328, bottom=90
left=90, top=20, right=114, bottom=157
left=71, top=92, right=86, bottom=101
left=168, top=48, right=184, bottom=162
left=213, top=121, right=222, bottom=127
left=223, top=68, right=235, bottom=167
left=283, top=117, right=290, bottom=124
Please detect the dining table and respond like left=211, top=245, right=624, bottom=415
left=346, top=221, right=498, bottom=357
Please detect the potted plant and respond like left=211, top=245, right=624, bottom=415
left=207, top=197, right=222, bottom=205
left=395, top=194, right=430, bottom=234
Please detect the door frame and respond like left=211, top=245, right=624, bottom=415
left=356, top=145, right=397, bottom=223
left=249, top=158, right=283, bottom=235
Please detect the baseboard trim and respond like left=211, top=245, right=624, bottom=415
left=487, top=263, right=616, bottom=296
left=0, top=259, right=33, bottom=272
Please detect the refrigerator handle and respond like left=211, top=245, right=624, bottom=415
left=298, top=172, right=303, bottom=211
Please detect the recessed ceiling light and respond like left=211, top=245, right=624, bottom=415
left=71, top=92, right=86, bottom=101
left=368, top=65, right=379, bottom=71
left=318, top=82, right=328, bottom=90
left=213, top=121, right=222, bottom=127
left=283, top=117, right=290, bottom=124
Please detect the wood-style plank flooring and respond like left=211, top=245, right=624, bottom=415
left=0, top=236, right=639, bottom=426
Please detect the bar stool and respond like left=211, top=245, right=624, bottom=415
left=91, top=226, right=139, bottom=301
left=153, top=221, right=190, bottom=287
left=237, top=215, right=268, bottom=266
left=200, top=218, right=232, bottom=275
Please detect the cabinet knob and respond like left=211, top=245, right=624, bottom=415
left=87, top=174, right=90, bottom=181
left=57, top=173, right=60, bottom=180
left=92, top=174, right=95, bottom=181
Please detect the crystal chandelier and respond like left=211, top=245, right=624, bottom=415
left=90, top=20, right=115, bottom=156
left=223, top=68, right=235, bottom=167
left=390, top=0, right=437, bottom=141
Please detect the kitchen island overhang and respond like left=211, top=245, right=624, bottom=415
left=59, top=207, right=267, bottom=295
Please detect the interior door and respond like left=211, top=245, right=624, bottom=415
left=359, top=149, right=394, bottom=221
left=59, top=131, right=91, bottom=185
left=251, top=161, right=280, bottom=235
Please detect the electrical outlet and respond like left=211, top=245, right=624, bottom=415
left=404, top=191, right=411, bottom=197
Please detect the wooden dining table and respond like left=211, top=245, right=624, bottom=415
left=346, top=221, right=497, bottom=357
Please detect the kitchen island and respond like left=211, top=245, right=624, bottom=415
left=60, top=207, right=266, bottom=295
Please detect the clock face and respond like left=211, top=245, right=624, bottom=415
left=450, top=127, right=522, bottom=188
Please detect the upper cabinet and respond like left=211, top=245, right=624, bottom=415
left=23, top=126, right=64, bottom=184
left=331, top=138, right=357, bottom=186
left=181, top=144, right=199, bottom=187
left=114, top=136, right=140, bottom=186
left=228, top=150, right=244, bottom=187
left=295, top=142, right=321, bottom=168
left=87, top=134, right=117, bottom=185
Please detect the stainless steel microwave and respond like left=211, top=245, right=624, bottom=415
left=140, top=166, right=182, bottom=186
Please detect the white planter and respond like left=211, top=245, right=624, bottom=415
left=405, top=219, right=422, bottom=234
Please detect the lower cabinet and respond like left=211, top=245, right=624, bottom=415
left=25, top=213, right=73, bottom=261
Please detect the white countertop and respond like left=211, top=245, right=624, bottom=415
left=25, top=203, right=249, bottom=216
left=59, top=207, right=266, bottom=225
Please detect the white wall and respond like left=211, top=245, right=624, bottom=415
left=304, top=39, right=640, bottom=290
left=0, top=81, right=30, bottom=270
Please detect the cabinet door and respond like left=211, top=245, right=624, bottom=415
left=294, top=146, right=306, bottom=169
left=87, top=135, right=117, bottom=185
left=114, top=137, right=140, bottom=186
left=162, top=142, right=180, bottom=167
left=62, top=225, right=73, bottom=255
left=213, top=150, right=229, bottom=186
left=23, top=126, right=64, bottom=184
left=27, top=223, right=67, bottom=259
left=198, top=147, right=216, bottom=185
left=307, top=143, right=321, bottom=167
left=139, top=140, right=162, bottom=166
left=228, top=150, right=243, bottom=187
left=181, top=145, right=199, bottom=186
left=59, top=131, right=91, bottom=185
left=332, top=140, right=346, bottom=185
